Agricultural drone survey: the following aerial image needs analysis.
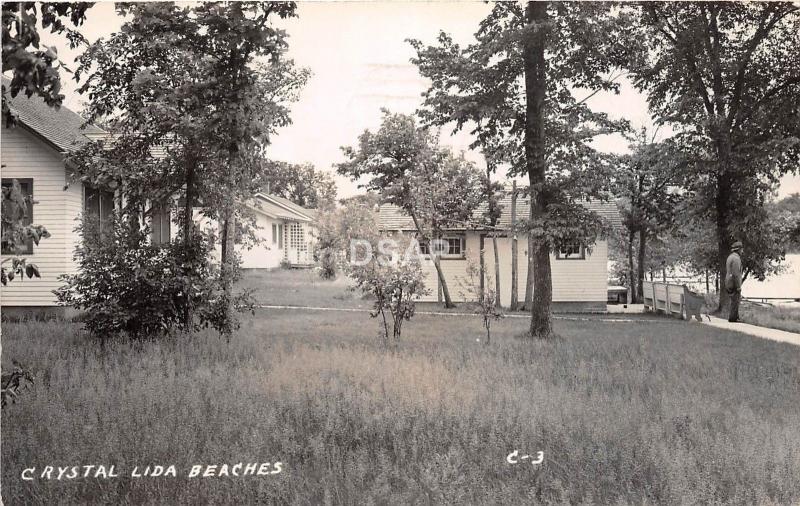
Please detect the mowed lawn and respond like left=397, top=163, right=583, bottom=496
left=2, top=269, right=800, bottom=505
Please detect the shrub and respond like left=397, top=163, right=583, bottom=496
left=348, top=241, right=428, bottom=345
left=459, top=262, right=504, bottom=345
left=1, top=178, right=50, bottom=285
left=55, top=215, right=253, bottom=339
left=313, top=199, right=380, bottom=280
left=0, top=360, right=34, bottom=409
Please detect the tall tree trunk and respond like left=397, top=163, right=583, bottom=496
left=479, top=235, right=485, bottom=305
left=715, top=144, right=733, bottom=312
left=492, top=233, right=501, bottom=309
left=524, top=233, right=534, bottom=310
left=523, top=1, right=553, bottom=338
left=433, top=253, right=454, bottom=308
left=409, top=211, right=455, bottom=308
left=510, top=181, right=519, bottom=310
left=182, top=160, right=196, bottom=328
left=636, top=228, right=646, bottom=304
left=627, top=229, right=635, bottom=305
left=220, top=203, right=236, bottom=321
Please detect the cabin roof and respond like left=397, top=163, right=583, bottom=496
left=251, top=193, right=316, bottom=222
left=378, top=192, right=623, bottom=232
left=2, top=77, right=105, bottom=152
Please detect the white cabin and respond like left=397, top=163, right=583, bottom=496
left=1, top=86, right=317, bottom=315
left=378, top=195, right=622, bottom=312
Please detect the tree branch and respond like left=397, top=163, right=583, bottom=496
left=734, top=75, right=800, bottom=129
left=727, top=5, right=792, bottom=127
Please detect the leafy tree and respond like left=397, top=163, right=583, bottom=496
left=672, top=201, right=793, bottom=286
left=410, top=2, right=631, bottom=337
left=1, top=178, right=49, bottom=285
left=771, top=193, right=800, bottom=214
left=626, top=2, right=800, bottom=311
left=67, top=1, right=305, bottom=336
left=339, top=191, right=380, bottom=210
left=769, top=193, right=800, bottom=251
left=1, top=2, right=92, bottom=123
left=314, top=196, right=379, bottom=279
left=614, top=136, right=683, bottom=302
left=338, top=110, right=483, bottom=308
left=263, top=161, right=337, bottom=208
left=478, top=158, right=505, bottom=309
left=460, top=262, right=503, bottom=345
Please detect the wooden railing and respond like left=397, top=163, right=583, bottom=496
left=642, top=281, right=702, bottom=320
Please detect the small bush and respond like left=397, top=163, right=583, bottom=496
left=55, top=215, right=252, bottom=339
left=348, top=240, right=428, bottom=344
left=459, top=262, right=504, bottom=345
left=0, top=360, right=34, bottom=408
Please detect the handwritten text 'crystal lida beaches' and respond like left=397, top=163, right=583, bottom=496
left=21, top=462, right=283, bottom=481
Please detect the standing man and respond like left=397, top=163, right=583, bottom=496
left=725, top=241, right=744, bottom=322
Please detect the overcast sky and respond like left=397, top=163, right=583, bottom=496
left=38, top=1, right=799, bottom=200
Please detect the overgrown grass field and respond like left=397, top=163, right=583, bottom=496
left=3, top=271, right=800, bottom=504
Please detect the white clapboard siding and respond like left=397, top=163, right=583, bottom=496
left=238, top=213, right=285, bottom=269
left=1, top=125, right=81, bottom=306
left=414, top=233, right=479, bottom=302
left=205, top=212, right=294, bottom=269
left=483, top=234, right=609, bottom=306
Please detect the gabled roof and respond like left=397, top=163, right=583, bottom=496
left=250, top=193, right=315, bottom=222
left=263, top=193, right=317, bottom=221
left=378, top=191, right=623, bottom=232
left=2, top=77, right=105, bottom=152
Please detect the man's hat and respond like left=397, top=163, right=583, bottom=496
left=731, top=241, right=743, bottom=251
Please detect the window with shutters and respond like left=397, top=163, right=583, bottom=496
left=150, top=201, right=172, bottom=246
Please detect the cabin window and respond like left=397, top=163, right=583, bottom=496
left=556, top=241, right=585, bottom=260
left=84, top=185, right=115, bottom=231
left=419, top=235, right=465, bottom=259
left=272, top=223, right=286, bottom=249
left=150, top=201, right=172, bottom=246
left=1, top=178, right=34, bottom=254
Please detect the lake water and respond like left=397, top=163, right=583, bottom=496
left=742, top=253, right=800, bottom=300
left=611, top=254, right=800, bottom=302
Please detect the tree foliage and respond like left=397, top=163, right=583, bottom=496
left=64, top=1, right=305, bottom=337
left=263, top=161, right=337, bottom=208
left=613, top=136, right=684, bottom=301
left=769, top=193, right=800, bottom=252
left=314, top=196, right=379, bottom=279
left=1, top=178, right=49, bottom=285
left=626, top=2, right=800, bottom=309
left=348, top=237, right=428, bottom=346
left=409, top=2, right=632, bottom=337
left=337, top=110, right=483, bottom=308
left=1, top=2, right=92, bottom=123
left=55, top=215, right=252, bottom=339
